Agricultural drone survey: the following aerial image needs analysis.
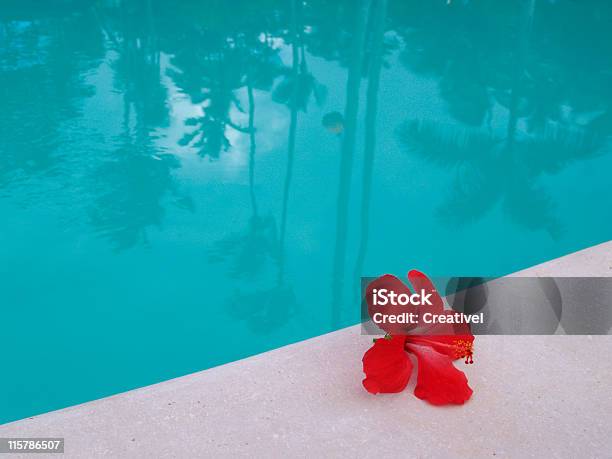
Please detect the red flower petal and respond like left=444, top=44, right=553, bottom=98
left=408, top=334, right=474, bottom=361
left=406, top=271, right=473, bottom=336
left=362, top=335, right=412, bottom=394
left=365, top=274, right=418, bottom=335
left=407, top=269, right=444, bottom=315
left=406, top=343, right=473, bottom=405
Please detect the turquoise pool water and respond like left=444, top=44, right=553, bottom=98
left=1, top=0, right=611, bottom=424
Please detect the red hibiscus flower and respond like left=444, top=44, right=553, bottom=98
left=362, top=270, right=474, bottom=405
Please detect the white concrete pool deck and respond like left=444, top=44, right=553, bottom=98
left=2, top=242, right=612, bottom=458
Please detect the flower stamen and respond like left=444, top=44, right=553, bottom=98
left=453, top=339, right=474, bottom=364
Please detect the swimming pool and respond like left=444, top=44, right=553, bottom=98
left=1, top=0, right=611, bottom=424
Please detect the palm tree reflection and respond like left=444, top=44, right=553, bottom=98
left=398, top=119, right=603, bottom=237
left=168, top=3, right=284, bottom=160
left=90, top=1, right=192, bottom=251
left=0, top=5, right=103, bottom=194
left=89, top=141, right=183, bottom=251
left=209, top=2, right=309, bottom=331
left=214, top=74, right=296, bottom=332
left=331, top=0, right=370, bottom=328
left=353, top=0, right=388, bottom=297
left=397, top=0, right=606, bottom=236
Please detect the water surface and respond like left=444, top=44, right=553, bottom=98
left=1, top=0, right=612, bottom=424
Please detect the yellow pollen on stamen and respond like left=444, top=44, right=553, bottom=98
left=453, top=339, right=474, bottom=364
